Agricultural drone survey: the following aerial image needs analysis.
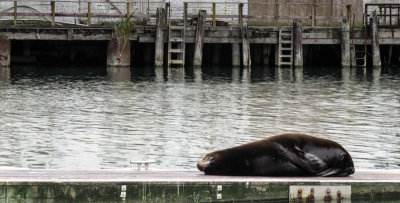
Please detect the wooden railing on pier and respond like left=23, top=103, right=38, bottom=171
left=0, top=0, right=163, bottom=26
left=365, top=4, right=400, bottom=28
left=184, top=2, right=349, bottom=27
left=0, top=1, right=354, bottom=28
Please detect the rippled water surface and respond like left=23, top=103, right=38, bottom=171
left=0, top=66, right=399, bottom=170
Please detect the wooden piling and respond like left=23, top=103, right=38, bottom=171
left=370, top=15, right=381, bottom=68
left=193, top=10, right=206, bottom=66
left=341, top=17, right=351, bottom=68
left=155, top=8, right=165, bottom=67
left=232, top=43, right=240, bottom=66
left=13, top=1, right=17, bottom=26
left=51, top=1, right=55, bottom=26
left=0, top=39, right=11, bottom=67
left=293, top=19, right=303, bottom=67
left=241, top=25, right=251, bottom=67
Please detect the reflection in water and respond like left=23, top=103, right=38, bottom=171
left=0, top=66, right=399, bottom=170
left=107, top=67, right=131, bottom=82
left=0, top=67, right=10, bottom=84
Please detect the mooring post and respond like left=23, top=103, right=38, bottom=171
left=193, top=10, right=206, bottom=66
left=341, top=17, right=351, bottom=68
left=232, top=43, right=240, bottom=66
left=107, top=39, right=131, bottom=67
left=155, top=8, right=165, bottom=67
left=370, top=15, right=381, bottom=68
left=0, top=39, right=11, bottom=67
left=293, top=19, right=303, bottom=68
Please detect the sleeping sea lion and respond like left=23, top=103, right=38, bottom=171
left=197, top=133, right=355, bottom=177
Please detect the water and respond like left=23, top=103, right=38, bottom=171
left=0, top=66, right=399, bottom=170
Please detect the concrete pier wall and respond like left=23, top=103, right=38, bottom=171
left=0, top=169, right=399, bottom=202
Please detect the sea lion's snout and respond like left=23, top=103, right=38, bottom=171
left=197, top=155, right=213, bottom=172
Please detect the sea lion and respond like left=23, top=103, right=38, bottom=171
left=197, top=133, right=355, bottom=177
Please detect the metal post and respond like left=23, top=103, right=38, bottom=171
left=51, top=1, right=55, bottom=26
left=239, top=3, right=243, bottom=25
left=212, top=3, right=216, bottom=27
left=87, top=2, right=91, bottom=27
left=13, top=1, right=17, bottom=26
left=127, top=3, right=131, bottom=17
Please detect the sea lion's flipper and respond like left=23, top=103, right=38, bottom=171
left=316, top=168, right=340, bottom=177
left=276, top=144, right=328, bottom=174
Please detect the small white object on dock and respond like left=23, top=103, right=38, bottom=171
left=130, top=160, right=157, bottom=171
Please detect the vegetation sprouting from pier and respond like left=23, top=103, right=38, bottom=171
left=112, top=15, right=135, bottom=55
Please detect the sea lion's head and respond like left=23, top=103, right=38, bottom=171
left=197, top=153, right=225, bottom=175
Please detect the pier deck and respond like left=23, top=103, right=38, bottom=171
left=0, top=169, right=399, bottom=202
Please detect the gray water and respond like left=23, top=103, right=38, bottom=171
left=0, top=66, right=399, bottom=170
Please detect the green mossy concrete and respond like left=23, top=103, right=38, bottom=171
left=0, top=181, right=399, bottom=202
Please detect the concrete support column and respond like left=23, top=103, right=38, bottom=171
left=232, top=43, right=240, bottom=66
left=370, top=16, right=381, bottom=68
left=193, top=10, right=206, bottom=66
left=107, top=39, right=131, bottom=67
left=293, top=19, right=303, bottom=67
left=341, top=17, right=351, bottom=68
left=154, top=8, right=165, bottom=67
left=0, top=39, right=11, bottom=67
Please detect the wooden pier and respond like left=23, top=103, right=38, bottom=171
left=0, top=169, right=399, bottom=202
left=1, top=1, right=400, bottom=69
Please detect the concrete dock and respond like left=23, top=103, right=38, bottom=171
left=0, top=169, right=399, bottom=202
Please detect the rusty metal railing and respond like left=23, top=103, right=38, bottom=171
left=365, top=4, right=400, bottom=28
